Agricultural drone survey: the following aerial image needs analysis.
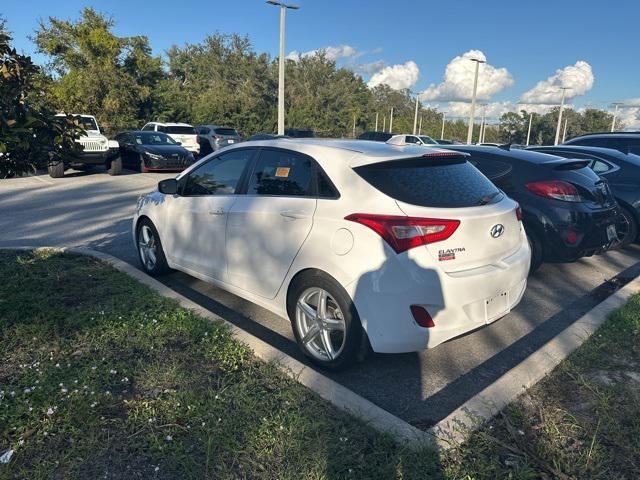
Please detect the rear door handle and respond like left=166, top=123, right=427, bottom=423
left=208, top=209, right=225, bottom=215
left=280, top=211, right=307, bottom=220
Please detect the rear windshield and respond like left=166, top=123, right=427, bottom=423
left=214, top=127, right=239, bottom=136
left=355, top=157, right=503, bottom=208
left=164, top=126, right=196, bottom=135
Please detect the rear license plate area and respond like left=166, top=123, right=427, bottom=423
left=485, top=292, right=509, bottom=323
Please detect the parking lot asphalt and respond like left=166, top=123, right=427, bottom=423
left=3, top=168, right=640, bottom=428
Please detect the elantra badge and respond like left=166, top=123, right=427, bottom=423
left=490, top=224, right=504, bottom=238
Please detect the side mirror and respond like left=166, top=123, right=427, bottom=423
left=176, top=141, right=182, bottom=145
left=158, top=178, right=178, bottom=195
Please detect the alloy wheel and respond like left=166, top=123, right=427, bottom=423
left=295, top=287, right=346, bottom=361
left=138, top=225, right=157, bottom=270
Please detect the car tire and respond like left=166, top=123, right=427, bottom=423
left=287, top=270, right=364, bottom=371
left=617, top=205, right=638, bottom=246
left=527, top=229, right=543, bottom=274
left=107, top=156, right=122, bottom=176
left=48, top=161, right=65, bottom=178
left=136, top=218, right=170, bottom=276
left=139, top=155, right=149, bottom=173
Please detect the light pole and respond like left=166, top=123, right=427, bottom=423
left=611, top=102, right=623, bottom=132
left=375, top=112, right=379, bottom=132
left=418, top=116, right=423, bottom=135
left=554, top=86, right=571, bottom=145
left=526, top=112, right=533, bottom=146
left=413, top=95, right=420, bottom=135
left=440, top=111, right=447, bottom=139
left=562, top=117, right=568, bottom=143
left=478, top=103, right=487, bottom=143
left=382, top=116, right=386, bottom=132
left=389, top=107, right=394, bottom=132
left=267, top=1, right=299, bottom=135
left=466, top=58, right=486, bottom=144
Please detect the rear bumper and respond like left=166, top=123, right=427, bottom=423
left=536, top=205, right=620, bottom=262
left=345, top=233, right=530, bottom=353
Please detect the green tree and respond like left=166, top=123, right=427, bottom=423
left=0, top=20, right=82, bottom=178
left=33, top=8, right=163, bottom=134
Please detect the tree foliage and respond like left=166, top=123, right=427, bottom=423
left=0, top=20, right=82, bottom=178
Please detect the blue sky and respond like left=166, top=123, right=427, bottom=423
left=3, top=0, right=639, bottom=121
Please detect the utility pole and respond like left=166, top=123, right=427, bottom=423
left=466, top=57, right=486, bottom=144
left=389, top=107, right=394, bottom=132
left=441, top=111, right=447, bottom=139
left=554, top=86, right=571, bottom=145
left=267, top=1, right=299, bottom=135
left=413, top=96, right=420, bottom=135
left=526, top=112, right=533, bottom=146
left=375, top=112, right=379, bottom=132
left=611, top=102, right=623, bottom=132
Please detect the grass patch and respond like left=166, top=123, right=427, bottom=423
left=0, top=250, right=440, bottom=479
left=444, top=292, right=640, bottom=479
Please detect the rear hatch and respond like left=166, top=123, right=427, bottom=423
left=214, top=127, right=241, bottom=147
left=165, top=126, right=198, bottom=151
left=354, top=154, right=522, bottom=273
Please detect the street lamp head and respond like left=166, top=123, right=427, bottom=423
left=469, top=58, right=486, bottom=64
left=266, top=0, right=300, bottom=8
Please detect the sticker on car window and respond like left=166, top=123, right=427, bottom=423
left=275, top=167, right=290, bottom=178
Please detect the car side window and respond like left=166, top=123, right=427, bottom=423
left=591, top=160, right=612, bottom=174
left=141, top=124, right=152, bottom=131
left=247, top=149, right=314, bottom=197
left=156, top=125, right=165, bottom=133
left=182, top=149, right=254, bottom=196
left=405, top=136, right=418, bottom=144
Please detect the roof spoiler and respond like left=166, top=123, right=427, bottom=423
left=498, top=143, right=512, bottom=151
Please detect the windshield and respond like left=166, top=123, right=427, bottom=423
left=164, top=126, right=196, bottom=135
left=79, top=116, right=98, bottom=131
left=419, top=136, right=437, bottom=144
left=134, top=132, right=178, bottom=146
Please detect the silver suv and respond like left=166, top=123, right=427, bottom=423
left=195, top=125, right=241, bottom=155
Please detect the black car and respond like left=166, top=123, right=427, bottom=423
left=358, top=131, right=396, bottom=142
left=530, top=145, right=640, bottom=245
left=434, top=139, right=463, bottom=145
left=284, top=128, right=315, bottom=138
left=440, top=145, right=620, bottom=272
left=564, top=132, right=640, bottom=155
left=115, top=131, right=195, bottom=172
left=246, top=133, right=289, bottom=141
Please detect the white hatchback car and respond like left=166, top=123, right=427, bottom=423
left=132, top=139, right=530, bottom=369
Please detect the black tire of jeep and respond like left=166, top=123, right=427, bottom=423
left=287, top=270, right=364, bottom=371
left=107, top=156, right=122, bottom=176
left=48, top=161, right=65, bottom=178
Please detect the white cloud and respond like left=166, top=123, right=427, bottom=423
left=617, top=108, right=640, bottom=130
left=419, top=50, right=513, bottom=102
left=287, top=44, right=361, bottom=62
left=367, top=61, right=419, bottom=90
left=520, top=61, right=594, bottom=104
left=350, top=60, right=386, bottom=76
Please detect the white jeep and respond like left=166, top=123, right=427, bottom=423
left=48, top=114, right=121, bottom=178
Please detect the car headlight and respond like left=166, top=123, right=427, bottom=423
left=145, top=152, right=163, bottom=160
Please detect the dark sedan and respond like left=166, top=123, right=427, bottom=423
left=115, top=131, right=195, bottom=172
left=530, top=145, right=640, bottom=245
left=439, top=145, right=620, bottom=272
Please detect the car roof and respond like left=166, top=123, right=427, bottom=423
left=440, top=144, right=565, bottom=164
left=532, top=145, right=630, bottom=157
left=232, top=138, right=465, bottom=167
left=566, top=131, right=640, bottom=140
left=148, top=122, right=194, bottom=127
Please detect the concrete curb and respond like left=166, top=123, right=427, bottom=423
left=6, top=246, right=639, bottom=451
left=434, top=272, right=640, bottom=447
left=7, top=246, right=435, bottom=448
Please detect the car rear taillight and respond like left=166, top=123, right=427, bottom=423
left=525, top=180, right=582, bottom=202
left=345, top=213, right=460, bottom=253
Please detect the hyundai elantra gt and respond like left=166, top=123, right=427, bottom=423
left=132, top=139, right=531, bottom=369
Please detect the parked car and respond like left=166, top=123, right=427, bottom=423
left=564, top=132, right=640, bottom=155
left=439, top=145, right=620, bottom=272
left=115, top=131, right=195, bottom=172
left=133, top=140, right=530, bottom=369
left=48, top=114, right=121, bottom=178
left=141, top=122, right=200, bottom=156
left=358, top=131, right=396, bottom=142
left=529, top=145, right=640, bottom=245
left=196, top=125, right=241, bottom=156
left=434, top=139, right=462, bottom=145
left=386, top=134, right=438, bottom=146
left=284, top=128, right=315, bottom=138
left=247, top=133, right=289, bottom=141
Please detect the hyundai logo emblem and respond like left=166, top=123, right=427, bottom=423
left=490, top=224, right=505, bottom=238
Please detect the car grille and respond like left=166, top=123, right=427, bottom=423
left=79, top=139, right=107, bottom=152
